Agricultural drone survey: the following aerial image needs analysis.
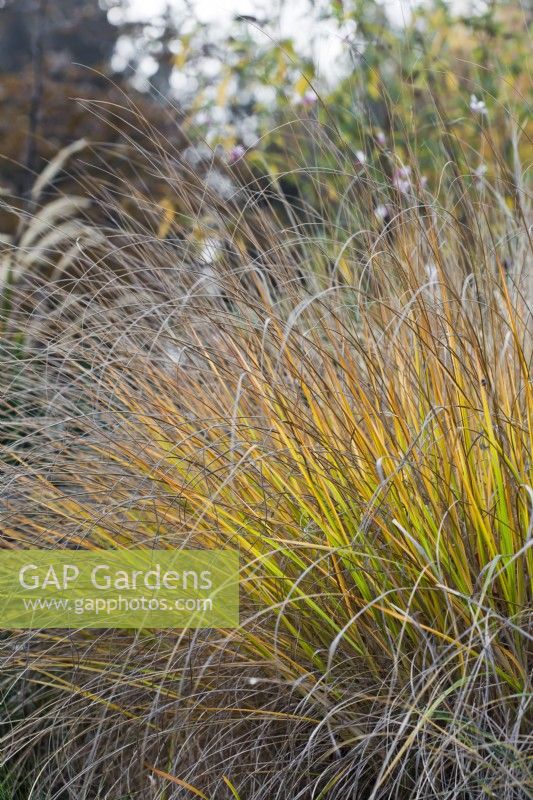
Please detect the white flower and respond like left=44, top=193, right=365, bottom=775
left=374, top=204, right=390, bottom=221
left=205, top=169, right=235, bottom=200
left=248, top=677, right=259, bottom=686
left=470, top=94, right=487, bottom=115
left=200, top=238, right=222, bottom=263
left=355, top=150, right=367, bottom=164
left=474, top=163, right=487, bottom=184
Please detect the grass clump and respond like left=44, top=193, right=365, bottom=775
left=0, top=83, right=532, bottom=800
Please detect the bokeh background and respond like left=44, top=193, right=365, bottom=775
left=1, top=0, right=531, bottom=218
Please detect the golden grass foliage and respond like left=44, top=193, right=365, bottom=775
left=1, top=105, right=532, bottom=798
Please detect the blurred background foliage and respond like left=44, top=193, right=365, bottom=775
left=0, top=0, right=531, bottom=239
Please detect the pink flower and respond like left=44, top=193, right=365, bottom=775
left=228, top=144, right=245, bottom=165
left=302, top=90, right=317, bottom=108
left=376, top=130, right=386, bottom=146
left=392, top=165, right=411, bottom=194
